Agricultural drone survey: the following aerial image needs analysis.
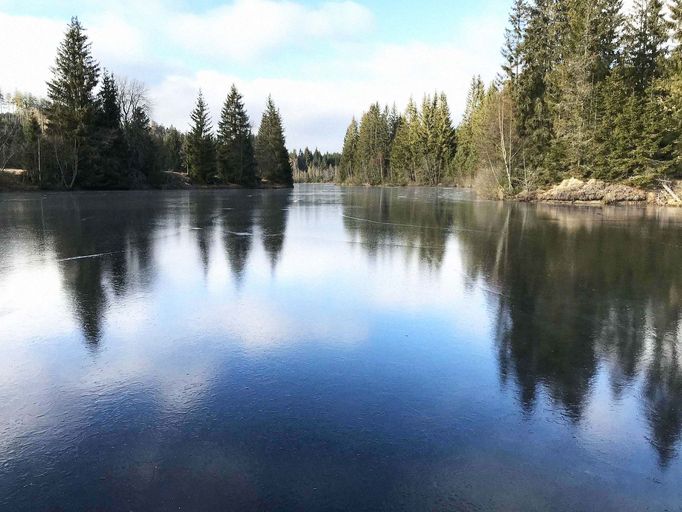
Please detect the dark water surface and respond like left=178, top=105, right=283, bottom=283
left=1, top=185, right=681, bottom=511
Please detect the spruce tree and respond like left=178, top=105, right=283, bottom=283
left=127, top=106, right=161, bottom=186
left=625, top=0, right=668, bottom=93
left=548, top=1, right=599, bottom=176
left=516, top=0, right=556, bottom=180
left=217, top=84, right=257, bottom=186
left=389, top=116, right=412, bottom=184
left=187, top=90, right=215, bottom=184
left=97, top=72, right=121, bottom=130
left=591, top=0, right=623, bottom=80
left=502, top=0, right=528, bottom=86
left=161, top=127, right=185, bottom=172
left=339, top=118, right=359, bottom=182
left=46, top=17, right=100, bottom=189
left=255, top=96, right=293, bottom=186
left=91, top=71, right=127, bottom=188
left=404, top=98, right=422, bottom=183
left=668, top=0, right=682, bottom=168
left=454, top=77, right=485, bottom=180
left=356, top=103, right=390, bottom=184
left=22, top=114, right=43, bottom=185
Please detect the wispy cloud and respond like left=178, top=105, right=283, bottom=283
left=165, top=0, right=373, bottom=61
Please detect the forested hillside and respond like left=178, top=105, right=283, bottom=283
left=331, top=0, right=682, bottom=196
left=0, top=18, right=293, bottom=190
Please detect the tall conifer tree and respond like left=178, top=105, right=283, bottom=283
left=255, top=96, right=293, bottom=186
left=339, top=118, right=359, bottom=182
left=217, top=84, right=257, bottom=186
left=91, top=71, right=126, bottom=188
left=187, top=90, right=215, bottom=184
left=46, top=17, right=100, bottom=189
left=356, top=103, right=390, bottom=184
left=626, top=0, right=668, bottom=92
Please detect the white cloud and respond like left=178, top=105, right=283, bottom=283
left=0, top=11, right=148, bottom=95
left=149, top=32, right=504, bottom=150
left=0, top=13, right=63, bottom=95
left=88, top=12, right=148, bottom=65
left=166, top=0, right=373, bottom=61
left=0, top=1, right=505, bottom=151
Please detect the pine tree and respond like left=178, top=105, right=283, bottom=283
left=668, top=0, right=682, bottom=168
left=389, top=115, right=411, bottom=184
left=97, top=72, right=121, bottom=130
left=615, top=0, right=674, bottom=181
left=217, top=84, right=257, bottom=186
left=22, top=114, right=42, bottom=184
left=434, top=93, right=457, bottom=183
left=127, top=106, right=161, bottom=186
left=502, top=0, right=528, bottom=86
left=255, top=96, right=293, bottom=186
left=404, top=98, right=422, bottom=182
left=90, top=71, right=127, bottom=188
left=625, top=0, right=668, bottom=93
left=161, top=127, right=185, bottom=172
left=46, top=17, right=100, bottom=189
left=339, top=117, right=359, bottom=182
left=591, top=0, right=623, bottom=80
left=187, top=90, right=215, bottom=184
left=516, top=0, right=557, bottom=179
left=453, top=77, right=485, bottom=180
left=356, top=103, right=390, bottom=184
left=547, top=0, right=605, bottom=176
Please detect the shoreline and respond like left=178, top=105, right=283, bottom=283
left=295, top=178, right=682, bottom=208
left=0, top=170, right=293, bottom=193
left=4, top=170, right=680, bottom=209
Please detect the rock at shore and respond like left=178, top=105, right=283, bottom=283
left=533, top=178, right=649, bottom=204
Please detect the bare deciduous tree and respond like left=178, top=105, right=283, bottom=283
left=117, top=77, right=152, bottom=128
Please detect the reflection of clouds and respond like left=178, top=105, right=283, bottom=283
left=0, top=261, right=75, bottom=342
left=0, top=345, right=60, bottom=455
left=206, top=297, right=368, bottom=352
left=578, top=371, right=644, bottom=458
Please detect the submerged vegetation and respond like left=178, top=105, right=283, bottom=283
left=0, top=18, right=293, bottom=190
left=314, top=0, right=682, bottom=199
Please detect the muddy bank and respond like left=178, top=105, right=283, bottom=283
left=516, top=178, right=682, bottom=207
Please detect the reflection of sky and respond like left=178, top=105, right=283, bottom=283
left=0, top=187, right=681, bottom=510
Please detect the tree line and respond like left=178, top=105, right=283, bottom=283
left=335, top=98, right=456, bottom=186
left=457, top=0, right=682, bottom=195
left=290, top=147, right=341, bottom=182
left=0, top=17, right=293, bottom=190
left=326, top=0, right=682, bottom=193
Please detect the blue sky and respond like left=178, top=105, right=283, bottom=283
left=0, top=0, right=512, bottom=150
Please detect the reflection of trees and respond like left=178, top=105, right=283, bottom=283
left=2, top=190, right=293, bottom=346
left=0, top=196, right=50, bottom=276
left=342, top=190, right=682, bottom=466
left=455, top=203, right=682, bottom=465
left=220, top=194, right=256, bottom=283
left=643, top=297, right=682, bottom=467
left=341, top=187, right=453, bottom=269
left=190, top=193, right=217, bottom=273
left=2, top=193, right=165, bottom=346
left=218, top=190, right=292, bottom=281
left=259, top=189, right=291, bottom=270
left=53, top=193, right=163, bottom=345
